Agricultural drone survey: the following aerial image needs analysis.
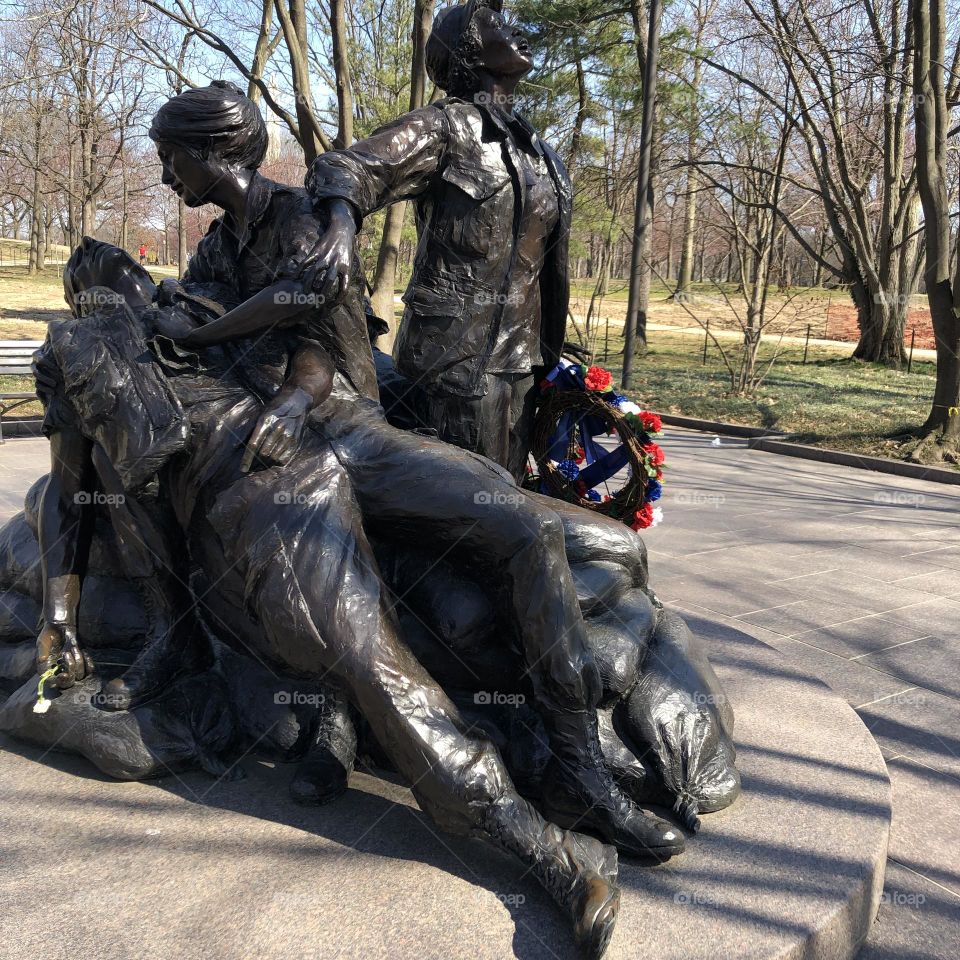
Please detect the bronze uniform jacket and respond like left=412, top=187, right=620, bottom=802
left=186, top=173, right=379, bottom=402
left=306, top=98, right=572, bottom=398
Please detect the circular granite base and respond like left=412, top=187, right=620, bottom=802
left=0, top=622, right=890, bottom=960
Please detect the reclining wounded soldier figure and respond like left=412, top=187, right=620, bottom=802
left=29, top=242, right=740, bottom=836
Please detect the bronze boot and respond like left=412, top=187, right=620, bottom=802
left=289, top=690, right=357, bottom=804
left=540, top=709, right=686, bottom=861
left=98, top=575, right=204, bottom=711
left=482, top=792, right=621, bottom=960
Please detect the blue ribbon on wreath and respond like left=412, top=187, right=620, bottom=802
left=540, top=361, right=634, bottom=497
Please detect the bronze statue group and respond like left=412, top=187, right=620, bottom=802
left=0, top=3, right=740, bottom=957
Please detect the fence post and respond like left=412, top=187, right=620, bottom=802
left=907, top=327, right=916, bottom=374
left=803, top=324, right=812, bottom=364
left=702, top=319, right=710, bottom=365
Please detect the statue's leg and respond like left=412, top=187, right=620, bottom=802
left=332, top=415, right=685, bottom=859
left=424, top=372, right=536, bottom=481
left=289, top=688, right=357, bottom=806
left=496, top=371, right=538, bottom=481
left=242, top=459, right=620, bottom=959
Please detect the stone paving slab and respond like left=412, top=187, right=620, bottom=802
left=0, top=437, right=46, bottom=517
left=857, top=692, right=960, bottom=781
left=857, top=860, right=960, bottom=960
left=790, top=615, right=934, bottom=660
left=877, top=597, right=960, bottom=638
left=884, top=757, right=960, bottom=899
left=738, top=599, right=882, bottom=638
left=773, top=641, right=922, bottom=711
left=886, top=566, right=960, bottom=599
left=856, top=637, right=960, bottom=701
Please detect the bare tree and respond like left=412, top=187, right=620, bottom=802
left=673, top=0, right=718, bottom=303
left=909, top=0, right=960, bottom=462
left=696, top=0, right=921, bottom=366
left=367, top=0, right=433, bottom=333
left=623, top=0, right=661, bottom=379
left=143, top=0, right=337, bottom=159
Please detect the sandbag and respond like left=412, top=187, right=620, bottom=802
left=624, top=610, right=740, bottom=829
left=0, top=665, right=236, bottom=781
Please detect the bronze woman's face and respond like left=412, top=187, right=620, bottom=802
left=155, top=140, right=223, bottom=208
left=473, top=8, right=533, bottom=79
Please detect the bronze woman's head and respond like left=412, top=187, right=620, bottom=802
left=149, top=81, right=268, bottom=207
left=426, top=1, right=532, bottom=99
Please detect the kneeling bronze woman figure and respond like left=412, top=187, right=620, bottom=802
left=149, top=81, right=686, bottom=866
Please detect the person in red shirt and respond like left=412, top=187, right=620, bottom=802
left=138, top=243, right=146, bottom=265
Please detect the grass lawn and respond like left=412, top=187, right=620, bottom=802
left=0, top=375, right=41, bottom=417
left=596, top=330, right=948, bottom=467
left=0, top=261, right=181, bottom=340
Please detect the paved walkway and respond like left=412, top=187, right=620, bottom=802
left=641, top=429, right=960, bottom=958
left=1, top=433, right=958, bottom=957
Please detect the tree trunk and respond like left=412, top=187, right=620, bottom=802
left=330, top=0, right=353, bottom=149
left=275, top=0, right=330, bottom=163
left=66, top=136, right=78, bottom=251
left=673, top=47, right=702, bottom=302
left=921, top=279, right=960, bottom=444
left=79, top=113, right=97, bottom=237
left=247, top=0, right=275, bottom=104
left=812, top=226, right=826, bottom=287
left=623, top=0, right=661, bottom=381
left=369, top=0, right=433, bottom=349
left=909, top=0, right=960, bottom=459
left=569, top=57, right=589, bottom=174
left=38, top=209, right=47, bottom=271
left=674, top=167, right=697, bottom=300
left=120, top=172, right=129, bottom=252
left=851, top=282, right=909, bottom=366
left=28, top=168, right=42, bottom=275
left=370, top=202, right=406, bottom=337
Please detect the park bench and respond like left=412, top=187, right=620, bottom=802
left=0, top=340, right=42, bottom=443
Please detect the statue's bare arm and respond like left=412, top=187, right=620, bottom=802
left=36, top=426, right=97, bottom=684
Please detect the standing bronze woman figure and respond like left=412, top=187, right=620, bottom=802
left=304, top=0, right=571, bottom=480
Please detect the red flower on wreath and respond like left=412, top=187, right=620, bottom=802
left=631, top=502, right=654, bottom=530
left=574, top=445, right=585, bottom=464
left=584, top=365, right=613, bottom=392
left=642, top=442, right=666, bottom=467
left=638, top=411, right=662, bottom=434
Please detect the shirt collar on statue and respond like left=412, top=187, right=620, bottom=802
left=480, top=102, right=544, bottom=158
